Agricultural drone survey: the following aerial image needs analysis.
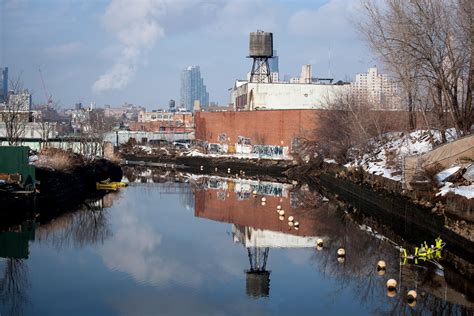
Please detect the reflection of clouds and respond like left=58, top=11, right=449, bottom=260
left=108, top=291, right=271, bottom=316
left=99, top=209, right=202, bottom=287
left=97, top=187, right=245, bottom=290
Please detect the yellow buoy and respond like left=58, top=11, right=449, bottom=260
left=337, top=248, right=345, bottom=256
left=288, top=216, right=294, bottom=222
left=407, top=290, right=417, bottom=300
left=279, top=215, right=285, bottom=221
left=377, top=260, right=386, bottom=270
left=387, top=289, right=397, bottom=298
left=386, top=279, right=397, bottom=290
left=316, top=238, right=323, bottom=247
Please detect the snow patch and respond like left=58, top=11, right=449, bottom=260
left=436, top=182, right=474, bottom=199
left=435, top=166, right=461, bottom=183
left=346, top=128, right=458, bottom=182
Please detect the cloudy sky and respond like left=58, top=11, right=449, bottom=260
left=1, top=0, right=375, bottom=110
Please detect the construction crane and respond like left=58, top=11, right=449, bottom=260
left=38, top=68, right=53, bottom=109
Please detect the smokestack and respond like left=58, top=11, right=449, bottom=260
left=299, top=64, right=312, bottom=84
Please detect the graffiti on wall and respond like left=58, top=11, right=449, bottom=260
left=207, top=142, right=288, bottom=158
left=252, top=145, right=285, bottom=157
left=237, top=136, right=251, bottom=145
left=208, top=143, right=228, bottom=154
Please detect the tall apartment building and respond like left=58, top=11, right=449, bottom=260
left=180, top=65, right=209, bottom=112
left=0, top=67, right=8, bottom=103
left=350, top=67, right=400, bottom=109
left=7, top=90, right=32, bottom=112
left=268, top=50, right=279, bottom=73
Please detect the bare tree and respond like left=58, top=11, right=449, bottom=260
left=0, top=77, right=29, bottom=146
left=315, top=91, right=407, bottom=160
left=0, top=258, right=29, bottom=316
left=85, top=109, right=115, bottom=157
left=36, top=101, right=60, bottom=147
left=359, top=0, right=473, bottom=141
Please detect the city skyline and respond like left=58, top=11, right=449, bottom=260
left=1, top=0, right=373, bottom=109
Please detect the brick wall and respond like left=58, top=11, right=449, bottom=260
left=195, top=109, right=321, bottom=153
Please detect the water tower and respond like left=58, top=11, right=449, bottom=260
left=248, top=31, right=273, bottom=83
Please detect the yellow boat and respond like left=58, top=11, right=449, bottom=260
left=96, top=183, right=119, bottom=190
left=111, top=182, right=128, bottom=188
left=96, top=180, right=128, bottom=191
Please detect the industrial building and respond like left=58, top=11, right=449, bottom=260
left=229, top=32, right=350, bottom=111
left=195, top=109, right=319, bottom=159
left=130, top=110, right=194, bottom=133
left=230, top=80, right=348, bottom=111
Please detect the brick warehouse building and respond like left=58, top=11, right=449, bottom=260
left=194, top=109, right=431, bottom=159
left=194, top=109, right=320, bottom=158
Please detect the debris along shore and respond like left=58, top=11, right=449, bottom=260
left=33, top=148, right=123, bottom=209
left=121, top=153, right=295, bottom=178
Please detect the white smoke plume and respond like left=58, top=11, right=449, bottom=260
left=92, top=0, right=166, bottom=92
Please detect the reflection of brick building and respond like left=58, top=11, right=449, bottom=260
left=129, top=111, right=194, bottom=133
left=194, top=181, right=331, bottom=237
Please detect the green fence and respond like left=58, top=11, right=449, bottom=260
left=0, top=146, right=36, bottom=189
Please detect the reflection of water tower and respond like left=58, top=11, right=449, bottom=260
left=248, top=31, right=273, bottom=83
left=234, top=225, right=271, bottom=298
left=245, top=247, right=270, bottom=298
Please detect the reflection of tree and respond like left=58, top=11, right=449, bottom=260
left=0, top=258, right=29, bottom=316
left=308, top=206, right=473, bottom=314
left=36, top=199, right=111, bottom=249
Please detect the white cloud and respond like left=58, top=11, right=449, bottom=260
left=45, top=41, right=83, bottom=56
left=92, top=0, right=168, bottom=93
left=206, top=0, right=281, bottom=36
left=288, top=0, right=361, bottom=40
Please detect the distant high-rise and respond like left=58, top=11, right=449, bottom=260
left=0, top=67, right=8, bottom=103
left=169, top=99, right=176, bottom=112
left=180, top=66, right=209, bottom=112
left=269, top=50, right=279, bottom=73
left=350, top=67, right=400, bottom=109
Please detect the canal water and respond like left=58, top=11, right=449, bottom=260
left=0, top=169, right=472, bottom=315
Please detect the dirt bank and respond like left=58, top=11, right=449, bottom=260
left=36, top=159, right=122, bottom=209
